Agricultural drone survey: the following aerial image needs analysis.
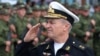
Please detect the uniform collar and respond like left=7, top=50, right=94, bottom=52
left=44, top=40, right=54, bottom=51
left=61, top=36, right=74, bottom=53
left=43, top=40, right=55, bottom=56
left=44, top=36, right=74, bottom=52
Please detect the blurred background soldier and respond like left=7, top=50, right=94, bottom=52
left=0, top=9, right=12, bottom=56
left=69, top=3, right=80, bottom=37
left=32, top=4, right=41, bottom=24
left=21, top=6, right=39, bottom=45
left=40, top=5, right=48, bottom=18
left=68, top=2, right=80, bottom=15
left=31, top=4, right=43, bottom=44
left=2, top=2, right=12, bottom=15
left=21, top=6, right=33, bottom=38
left=71, top=4, right=94, bottom=48
left=13, top=3, right=27, bottom=43
left=9, top=2, right=28, bottom=53
left=92, top=4, right=100, bottom=56
left=26, top=4, right=48, bottom=45
left=39, top=5, right=49, bottom=43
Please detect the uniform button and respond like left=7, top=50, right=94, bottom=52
left=73, top=41, right=75, bottom=44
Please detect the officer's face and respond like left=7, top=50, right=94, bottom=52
left=45, top=18, right=67, bottom=39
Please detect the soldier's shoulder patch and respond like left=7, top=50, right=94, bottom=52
left=72, top=40, right=86, bottom=50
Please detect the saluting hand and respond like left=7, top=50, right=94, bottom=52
left=24, top=23, right=40, bottom=42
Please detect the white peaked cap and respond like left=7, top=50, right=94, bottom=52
left=44, top=1, right=79, bottom=24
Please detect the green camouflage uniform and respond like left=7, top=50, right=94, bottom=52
left=71, top=5, right=93, bottom=48
left=72, top=15, right=91, bottom=41
left=9, top=3, right=27, bottom=56
left=10, top=3, right=28, bottom=40
left=92, top=11, right=100, bottom=56
left=32, top=5, right=47, bottom=43
left=0, top=9, right=11, bottom=56
left=21, top=6, right=36, bottom=38
left=13, top=14, right=28, bottom=40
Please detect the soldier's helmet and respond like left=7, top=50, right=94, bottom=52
left=3, top=2, right=12, bottom=9
left=16, top=3, right=26, bottom=10
left=81, top=4, right=90, bottom=10
left=0, top=9, right=9, bottom=15
left=26, top=6, right=33, bottom=15
left=32, top=5, right=41, bottom=11
left=41, top=5, right=48, bottom=11
left=70, top=2, right=80, bottom=9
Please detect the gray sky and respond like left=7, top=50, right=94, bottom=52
left=1, top=0, right=17, bottom=5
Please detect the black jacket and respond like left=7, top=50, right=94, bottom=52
left=15, top=37, right=94, bottom=56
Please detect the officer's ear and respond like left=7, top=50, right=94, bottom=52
left=60, top=19, right=68, bottom=31
left=64, top=21, right=71, bottom=31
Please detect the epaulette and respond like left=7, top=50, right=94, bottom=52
left=72, top=40, right=86, bottom=50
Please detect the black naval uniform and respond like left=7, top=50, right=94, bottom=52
left=15, top=36, right=94, bottom=56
